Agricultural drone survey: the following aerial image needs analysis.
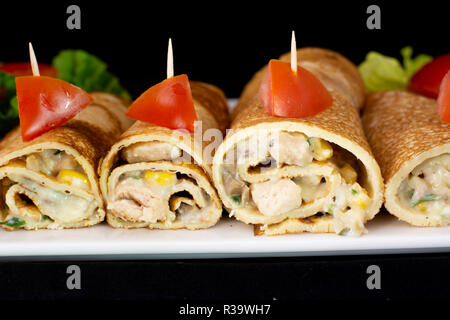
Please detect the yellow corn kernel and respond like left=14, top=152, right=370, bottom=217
left=417, top=203, right=427, bottom=211
left=144, top=171, right=176, bottom=187
left=309, top=137, right=333, bottom=161
left=353, top=199, right=367, bottom=210
left=57, top=169, right=90, bottom=188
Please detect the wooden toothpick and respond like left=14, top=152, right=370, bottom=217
left=167, top=38, right=174, bottom=79
left=291, top=30, right=297, bottom=73
left=28, top=42, right=40, bottom=76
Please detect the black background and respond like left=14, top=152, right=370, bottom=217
left=1, top=0, right=450, bottom=305
left=2, top=0, right=449, bottom=98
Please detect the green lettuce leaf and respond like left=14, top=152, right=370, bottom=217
left=358, top=47, right=432, bottom=92
left=401, top=46, right=433, bottom=78
left=0, top=71, right=19, bottom=136
left=52, top=50, right=131, bottom=100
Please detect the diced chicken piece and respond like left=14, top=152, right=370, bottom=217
left=26, top=155, right=44, bottom=173
left=122, top=141, right=182, bottom=163
left=268, top=132, right=313, bottom=167
left=250, top=178, right=302, bottom=216
left=26, top=150, right=80, bottom=176
left=108, top=180, right=167, bottom=223
left=294, top=175, right=325, bottom=203
left=54, top=153, right=81, bottom=173
left=236, top=136, right=270, bottom=167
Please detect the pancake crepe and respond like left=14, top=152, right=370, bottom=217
left=363, top=90, right=450, bottom=227
left=0, top=92, right=132, bottom=230
left=99, top=81, right=229, bottom=230
left=212, top=48, right=384, bottom=236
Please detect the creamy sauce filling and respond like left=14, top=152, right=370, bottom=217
left=399, top=154, right=450, bottom=219
left=3, top=177, right=95, bottom=227
left=0, top=149, right=94, bottom=229
left=111, top=141, right=214, bottom=226
left=222, top=131, right=371, bottom=236
left=26, top=149, right=83, bottom=177
left=108, top=171, right=212, bottom=225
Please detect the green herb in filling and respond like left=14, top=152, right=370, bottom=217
left=53, top=150, right=62, bottom=156
left=327, top=203, right=336, bottom=214
left=338, top=228, right=350, bottom=236
left=0, top=217, right=26, bottom=228
left=411, top=193, right=440, bottom=207
left=306, top=137, right=313, bottom=146
left=231, top=195, right=241, bottom=205
left=351, top=189, right=358, bottom=195
left=408, top=189, right=415, bottom=199
left=41, top=215, right=50, bottom=222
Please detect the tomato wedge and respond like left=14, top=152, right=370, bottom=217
left=409, top=54, right=450, bottom=98
left=15, top=76, right=93, bottom=142
left=259, top=59, right=333, bottom=118
left=437, top=71, right=450, bottom=123
left=125, top=74, right=197, bottom=132
left=0, top=62, right=57, bottom=77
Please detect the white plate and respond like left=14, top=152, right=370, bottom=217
left=0, top=213, right=449, bottom=260
left=1, top=99, right=449, bottom=260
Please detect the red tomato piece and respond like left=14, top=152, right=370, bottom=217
left=125, top=74, right=197, bottom=132
left=15, top=76, right=93, bottom=142
left=258, top=59, right=333, bottom=118
left=0, top=62, right=58, bottom=77
left=437, top=71, right=450, bottom=123
left=409, top=54, right=450, bottom=98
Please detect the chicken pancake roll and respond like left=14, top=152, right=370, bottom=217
left=99, top=81, right=229, bottom=230
left=212, top=47, right=383, bottom=236
left=0, top=93, right=132, bottom=230
left=363, top=91, right=450, bottom=227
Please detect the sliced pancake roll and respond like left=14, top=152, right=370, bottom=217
left=0, top=92, right=132, bottom=230
left=212, top=47, right=384, bottom=236
left=362, top=90, right=450, bottom=227
left=99, top=81, right=229, bottom=230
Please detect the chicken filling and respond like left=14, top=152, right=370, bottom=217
left=399, top=153, right=450, bottom=219
left=222, top=131, right=372, bottom=236
left=108, top=141, right=213, bottom=225
left=0, top=149, right=94, bottom=229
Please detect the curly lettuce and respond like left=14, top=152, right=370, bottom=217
left=52, top=50, right=131, bottom=100
left=358, top=46, right=432, bottom=92
left=0, top=71, right=19, bottom=136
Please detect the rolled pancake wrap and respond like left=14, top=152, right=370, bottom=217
left=0, top=92, right=132, bottom=230
left=362, top=91, right=450, bottom=227
left=99, top=81, right=229, bottom=230
left=213, top=48, right=384, bottom=236
left=236, top=47, right=366, bottom=118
